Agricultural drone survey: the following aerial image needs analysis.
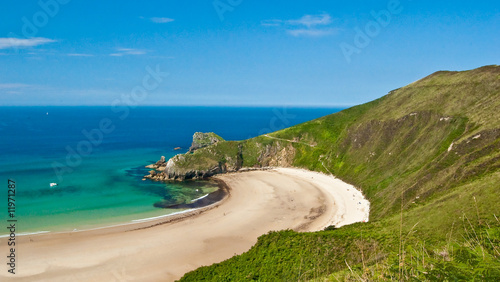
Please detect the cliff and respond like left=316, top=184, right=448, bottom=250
left=144, top=132, right=231, bottom=181
left=177, top=65, right=500, bottom=281
left=189, top=132, right=224, bottom=152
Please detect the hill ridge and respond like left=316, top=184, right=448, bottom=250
left=171, top=65, right=500, bottom=281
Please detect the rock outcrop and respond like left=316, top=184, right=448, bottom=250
left=145, top=155, right=167, bottom=171
left=145, top=154, right=233, bottom=181
left=143, top=129, right=301, bottom=181
left=189, top=132, right=224, bottom=153
left=144, top=133, right=235, bottom=181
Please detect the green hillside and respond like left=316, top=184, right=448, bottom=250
left=178, top=65, right=500, bottom=281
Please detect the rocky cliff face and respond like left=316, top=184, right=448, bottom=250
left=144, top=132, right=236, bottom=181
left=256, top=142, right=296, bottom=167
left=163, top=154, right=230, bottom=180
left=189, top=132, right=224, bottom=153
left=144, top=132, right=299, bottom=181
left=145, top=153, right=234, bottom=181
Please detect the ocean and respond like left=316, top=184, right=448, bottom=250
left=0, top=106, right=343, bottom=235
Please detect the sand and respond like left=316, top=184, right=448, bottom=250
left=0, top=168, right=369, bottom=281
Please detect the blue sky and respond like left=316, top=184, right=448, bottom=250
left=1, top=0, right=498, bottom=106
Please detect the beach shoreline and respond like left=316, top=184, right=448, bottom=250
left=0, top=178, right=227, bottom=239
left=0, top=167, right=369, bottom=281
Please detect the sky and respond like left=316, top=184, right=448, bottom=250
left=0, top=0, right=499, bottom=106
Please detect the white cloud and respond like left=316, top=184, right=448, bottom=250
left=110, top=48, right=147, bottom=57
left=286, top=28, right=339, bottom=37
left=150, top=17, right=175, bottom=24
left=262, top=13, right=337, bottom=38
left=0, top=83, right=31, bottom=89
left=67, top=53, right=94, bottom=57
left=0, top=83, right=40, bottom=94
left=261, top=19, right=283, bottom=27
left=149, top=55, right=175, bottom=60
left=0, top=37, right=56, bottom=49
left=286, top=14, right=332, bottom=27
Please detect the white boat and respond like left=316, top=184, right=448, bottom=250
left=50, top=183, right=58, bottom=187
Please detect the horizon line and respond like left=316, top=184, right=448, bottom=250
left=0, top=104, right=356, bottom=108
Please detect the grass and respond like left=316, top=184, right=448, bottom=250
left=174, top=65, right=500, bottom=281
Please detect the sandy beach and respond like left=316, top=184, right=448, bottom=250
left=0, top=168, right=369, bottom=281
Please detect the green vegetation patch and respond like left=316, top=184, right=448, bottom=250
left=176, top=66, right=500, bottom=281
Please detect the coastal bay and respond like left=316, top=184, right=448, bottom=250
left=0, top=168, right=369, bottom=281
left=0, top=107, right=339, bottom=236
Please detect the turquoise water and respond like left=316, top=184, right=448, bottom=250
left=2, top=148, right=219, bottom=235
left=0, top=106, right=342, bottom=235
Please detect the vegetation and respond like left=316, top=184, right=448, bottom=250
left=189, top=132, right=225, bottom=152
left=177, top=65, right=500, bottom=281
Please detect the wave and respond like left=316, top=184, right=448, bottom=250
left=131, top=209, right=195, bottom=223
left=190, top=194, right=209, bottom=203
left=0, top=231, right=50, bottom=238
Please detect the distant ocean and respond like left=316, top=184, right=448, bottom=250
left=0, top=106, right=343, bottom=235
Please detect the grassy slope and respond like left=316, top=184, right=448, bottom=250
left=179, top=66, right=500, bottom=281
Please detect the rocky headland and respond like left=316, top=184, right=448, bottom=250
left=144, top=132, right=231, bottom=181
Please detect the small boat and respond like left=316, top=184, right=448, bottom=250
left=50, top=183, right=58, bottom=187
left=174, top=147, right=182, bottom=150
